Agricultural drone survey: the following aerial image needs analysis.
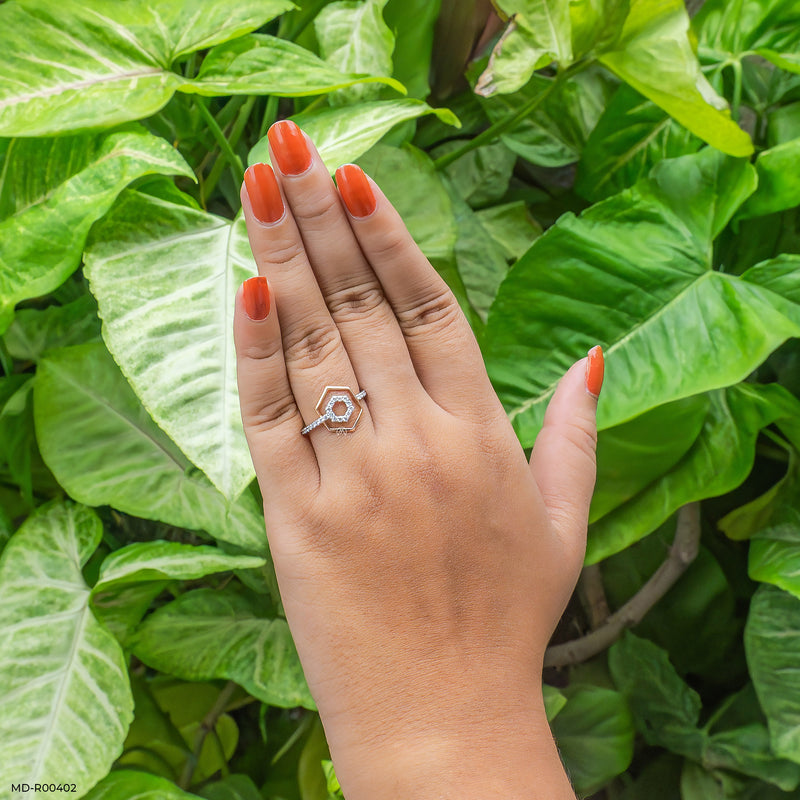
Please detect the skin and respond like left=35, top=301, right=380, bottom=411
left=234, top=127, right=599, bottom=800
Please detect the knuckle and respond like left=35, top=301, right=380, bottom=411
left=396, top=287, right=462, bottom=337
left=326, top=281, right=386, bottom=321
left=292, top=190, right=341, bottom=226
left=238, top=339, right=283, bottom=364
left=243, top=394, right=301, bottom=434
left=558, top=417, right=598, bottom=462
left=283, top=323, right=343, bottom=370
left=256, top=238, right=305, bottom=269
left=368, top=229, right=407, bottom=262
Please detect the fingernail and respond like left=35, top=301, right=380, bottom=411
left=268, top=120, right=312, bottom=176
left=585, top=345, right=604, bottom=399
left=243, top=276, right=271, bottom=320
left=335, top=164, right=376, bottom=218
left=244, top=163, right=284, bottom=224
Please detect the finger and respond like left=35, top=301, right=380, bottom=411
left=530, top=347, right=604, bottom=553
left=233, top=276, right=319, bottom=509
left=266, top=121, right=420, bottom=419
left=240, top=163, right=374, bottom=471
left=334, top=163, right=499, bottom=420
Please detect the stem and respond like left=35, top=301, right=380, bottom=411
left=577, top=564, right=610, bottom=629
left=270, top=710, right=314, bottom=765
left=204, top=95, right=257, bottom=202
left=196, top=99, right=245, bottom=186
left=179, top=680, right=238, bottom=789
left=544, top=503, right=702, bottom=668
left=434, top=61, right=589, bottom=171
left=731, top=58, right=743, bottom=122
left=259, top=95, right=280, bottom=141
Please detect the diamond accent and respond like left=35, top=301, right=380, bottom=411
left=325, top=394, right=354, bottom=423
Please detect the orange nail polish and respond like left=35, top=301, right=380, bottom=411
left=586, top=345, right=604, bottom=398
left=335, top=164, right=376, bottom=218
left=243, top=276, right=271, bottom=320
left=244, top=163, right=284, bottom=224
left=267, top=120, right=312, bottom=175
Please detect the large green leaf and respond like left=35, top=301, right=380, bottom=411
left=745, top=583, right=800, bottom=763
left=481, top=147, right=796, bottom=446
left=133, top=586, right=315, bottom=710
left=83, top=770, right=204, bottom=800
left=475, top=0, right=573, bottom=96
left=91, top=541, right=267, bottom=643
left=738, top=138, right=800, bottom=219
left=0, top=501, right=133, bottom=798
left=587, top=383, right=798, bottom=563
left=315, top=0, right=395, bottom=105
left=598, top=0, right=753, bottom=156
left=34, top=343, right=267, bottom=554
left=187, top=34, right=404, bottom=97
left=383, top=0, right=441, bottom=100
left=248, top=98, right=460, bottom=171
left=0, top=0, right=295, bottom=136
left=84, top=191, right=256, bottom=501
left=551, top=684, right=634, bottom=795
left=0, top=130, right=192, bottom=334
left=576, top=84, right=700, bottom=201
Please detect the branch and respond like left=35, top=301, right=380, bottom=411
left=544, top=503, right=701, bottom=668
left=179, top=680, right=238, bottom=789
left=577, top=563, right=609, bottom=629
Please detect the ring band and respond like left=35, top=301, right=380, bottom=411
left=301, top=386, right=367, bottom=435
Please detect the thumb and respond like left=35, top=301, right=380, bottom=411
left=530, top=346, right=604, bottom=553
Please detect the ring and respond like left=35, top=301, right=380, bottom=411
left=301, top=386, right=367, bottom=435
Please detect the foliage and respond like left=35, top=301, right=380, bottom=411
left=1, top=0, right=800, bottom=797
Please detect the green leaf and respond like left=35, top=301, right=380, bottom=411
left=477, top=68, right=613, bottom=167
left=3, top=295, right=102, bottom=362
left=474, top=202, right=542, bottom=262
left=91, top=541, right=267, bottom=643
left=483, top=148, right=787, bottom=447
left=83, top=770, right=204, bottom=799
left=0, top=501, right=133, bottom=797
left=0, top=0, right=296, bottom=136
left=591, top=395, right=709, bottom=522
left=576, top=84, right=700, bottom=201
left=315, top=0, right=396, bottom=105
left=133, top=586, right=315, bottom=710
left=475, top=0, right=573, bottom=96
left=84, top=191, right=256, bottom=502
left=383, top=0, right=441, bottom=100
left=738, top=138, right=800, bottom=220
left=598, top=0, right=753, bottom=157
left=188, top=34, right=404, bottom=98
left=695, top=0, right=800, bottom=75
left=437, top=140, right=517, bottom=208
left=543, top=684, right=568, bottom=721
left=746, top=584, right=800, bottom=763
left=569, top=0, right=630, bottom=60
left=248, top=99, right=460, bottom=172
left=588, top=383, right=798, bottom=563
left=34, top=343, right=267, bottom=555
left=357, top=144, right=456, bottom=262
left=198, top=774, right=264, bottom=800
left=0, top=130, right=192, bottom=334
left=551, top=684, right=635, bottom=795
left=608, top=631, right=704, bottom=758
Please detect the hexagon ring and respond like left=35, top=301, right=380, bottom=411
left=300, top=386, right=367, bottom=435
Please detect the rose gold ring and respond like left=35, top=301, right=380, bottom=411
left=300, top=386, right=367, bottom=435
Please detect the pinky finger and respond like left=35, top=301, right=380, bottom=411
left=234, top=276, right=320, bottom=509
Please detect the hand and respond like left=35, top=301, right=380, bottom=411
left=234, top=120, right=604, bottom=800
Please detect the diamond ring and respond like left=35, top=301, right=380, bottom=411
left=301, top=386, right=367, bottom=435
